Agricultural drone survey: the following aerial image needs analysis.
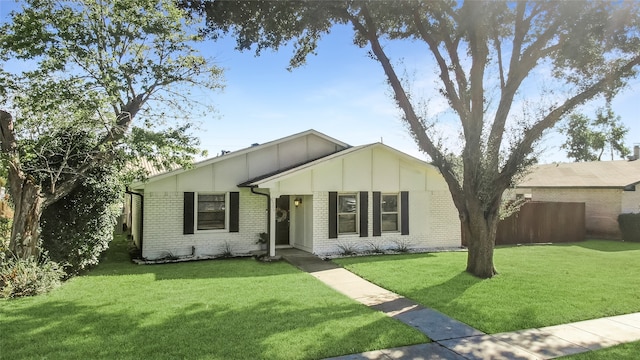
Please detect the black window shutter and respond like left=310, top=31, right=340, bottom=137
left=329, top=192, right=338, bottom=239
left=401, top=191, right=409, bottom=235
left=183, top=192, right=194, bottom=235
left=373, top=192, right=381, bottom=236
left=359, top=191, right=368, bottom=237
left=229, top=192, right=240, bottom=232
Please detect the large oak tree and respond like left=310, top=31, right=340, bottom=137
left=185, top=0, right=640, bottom=278
left=0, top=0, right=222, bottom=259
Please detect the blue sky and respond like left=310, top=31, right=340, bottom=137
left=1, top=1, right=638, bottom=164
left=202, top=23, right=639, bottom=164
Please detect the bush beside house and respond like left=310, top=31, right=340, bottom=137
left=618, top=213, right=640, bottom=242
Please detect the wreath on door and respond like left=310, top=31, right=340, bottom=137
left=275, top=207, right=288, bottom=222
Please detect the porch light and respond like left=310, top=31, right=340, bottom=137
left=294, top=197, right=302, bottom=207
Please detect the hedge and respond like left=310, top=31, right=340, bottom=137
left=618, top=213, right=640, bottom=242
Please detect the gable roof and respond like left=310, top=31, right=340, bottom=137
left=132, top=129, right=350, bottom=186
left=240, top=142, right=437, bottom=187
left=517, top=160, right=640, bottom=189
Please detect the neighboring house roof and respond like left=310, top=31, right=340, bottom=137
left=136, top=158, right=176, bottom=177
left=131, top=129, right=350, bottom=187
left=517, top=160, right=640, bottom=189
left=240, top=142, right=436, bottom=188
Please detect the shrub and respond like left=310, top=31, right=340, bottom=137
left=336, top=241, right=359, bottom=256
left=367, top=241, right=385, bottom=254
left=0, top=251, right=65, bottom=298
left=618, top=213, right=640, bottom=242
left=0, top=218, right=10, bottom=254
left=391, top=239, right=412, bottom=253
left=40, top=171, right=122, bottom=276
left=218, top=241, right=234, bottom=258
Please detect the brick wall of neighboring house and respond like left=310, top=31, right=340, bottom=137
left=311, top=190, right=461, bottom=256
left=621, top=189, right=640, bottom=214
left=531, top=188, right=623, bottom=239
left=142, top=188, right=267, bottom=260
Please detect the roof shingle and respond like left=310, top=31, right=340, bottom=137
left=517, top=160, right=640, bottom=188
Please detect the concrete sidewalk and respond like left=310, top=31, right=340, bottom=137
left=279, top=249, right=640, bottom=359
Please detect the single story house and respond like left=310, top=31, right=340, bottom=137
left=515, top=151, right=640, bottom=239
left=126, top=129, right=461, bottom=259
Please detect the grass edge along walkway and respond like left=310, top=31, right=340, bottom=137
left=282, top=249, right=640, bottom=359
left=336, top=241, right=640, bottom=359
left=333, top=240, right=640, bottom=334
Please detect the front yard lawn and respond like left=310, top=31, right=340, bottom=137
left=334, top=240, right=640, bottom=334
left=0, top=236, right=426, bottom=360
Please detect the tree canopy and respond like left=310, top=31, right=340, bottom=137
left=560, top=105, right=630, bottom=162
left=186, top=0, right=640, bottom=278
left=0, top=0, right=223, bottom=259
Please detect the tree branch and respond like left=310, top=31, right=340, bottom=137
left=501, top=54, right=640, bottom=184
left=488, top=4, right=563, bottom=165
left=412, top=9, right=466, bottom=117
left=352, top=5, right=465, bottom=212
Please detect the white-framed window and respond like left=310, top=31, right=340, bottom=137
left=381, top=193, right=399, bottom=232
left=197, top=193, right=226, bottom=230
left=338, top=193, right=358, bottom=234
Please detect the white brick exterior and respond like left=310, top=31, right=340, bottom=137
left=428, top=190, right=462, bottom=247
left=310, top=190, right=460, bottom=256
left=132, top=131, right=462, bottom=259
left=142, top=188, right=267, bottom=259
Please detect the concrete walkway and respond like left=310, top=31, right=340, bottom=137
left=279, top=249, right=640, bottom=360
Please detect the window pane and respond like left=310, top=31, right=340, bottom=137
left=198, top=201, right=225, bottom=212
left=338, top=195, right=357, bottom=213
left=197, top=194, right=226, bottom=230
left=198, top=211, right=225, bottom=230
left=381, top=214, right=398, bottom=232
left=338, top=214, right=356, bottom=233
left=381, top=195, right=398, bottom=212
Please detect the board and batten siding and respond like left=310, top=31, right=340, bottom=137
left=263, top=144, right=460, bottom=255
left=262, top=146, right=446, bottom=193
left=135, top=136, right=461, bottom=259
left=137, top=132, right=344, bottom=259
left=142, top=133, right=344, bottom=194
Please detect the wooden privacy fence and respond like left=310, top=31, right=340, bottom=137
left=462, top=201, right=586, bottom=246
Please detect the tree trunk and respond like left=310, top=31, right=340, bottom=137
left=1, top=110, right=45, bottom=259
left=462, top=206, right=500, bottom=278
left=8, top=176, right=43, bottom=259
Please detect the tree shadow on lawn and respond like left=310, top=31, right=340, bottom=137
left=410, top=271, right=482, bottom=308
left=0, top=298, right=423, bottom=360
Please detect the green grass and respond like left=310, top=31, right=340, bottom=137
left=0, top=236, right=426, bottom=360
left=334, top=240, right=640, bottom=334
